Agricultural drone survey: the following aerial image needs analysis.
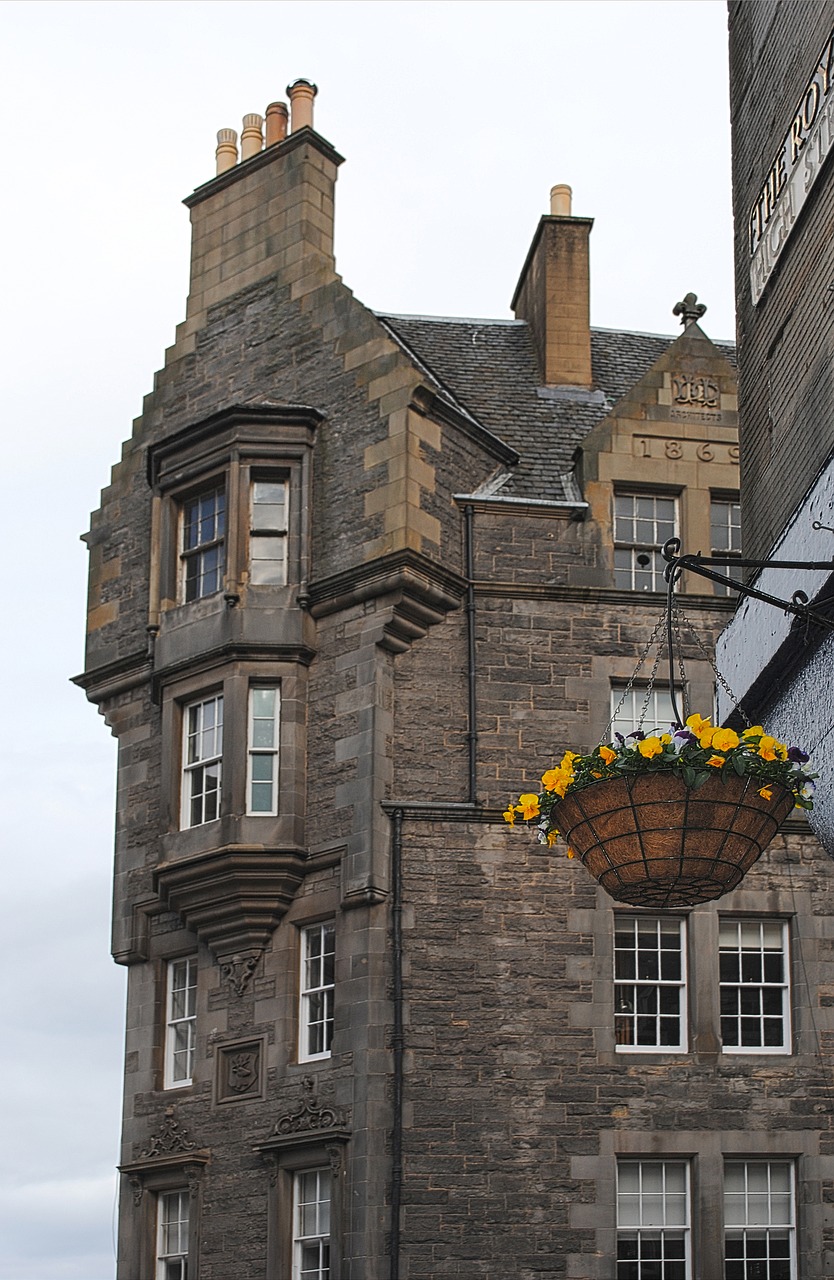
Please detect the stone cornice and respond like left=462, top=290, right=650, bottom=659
left=151, top=641, right=317, bottom=693
left=146, top=403, right=323, bottom=487
left=71, top=650, right=151, bottom=704
left=472, top=582, right=736, bottom=612
left=307, top=550, right=466, bottom=652
left=183, top=127, right=344, bottom=208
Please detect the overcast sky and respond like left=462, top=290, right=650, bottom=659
left=0, top=2, right=734, bottom=1275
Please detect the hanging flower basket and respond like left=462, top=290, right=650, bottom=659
left=505, top=716, right=816, bottom=908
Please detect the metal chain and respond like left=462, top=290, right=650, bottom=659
left=675, top=600, right=753, bottom=728
left=637, top=643, right=664, bottom=730
left=670, top=598, right=690, bottom=721
left=600, top=607, right=667, bottom=744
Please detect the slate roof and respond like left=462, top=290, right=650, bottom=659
left=376, top=313, right=735, bottom=501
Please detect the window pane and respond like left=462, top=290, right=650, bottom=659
left=720, top=919, right=789, bottom=1053
left=300, top=924, right=336, bottom=1061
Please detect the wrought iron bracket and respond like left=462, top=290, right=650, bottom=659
left=660, top=538, right=834, bottom=730
left=661, top=538, right=834, bottom=629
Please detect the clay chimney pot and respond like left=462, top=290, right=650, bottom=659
left=550, top=184, right=573, bottom=217
left=287, top=79, right=318, bottom=132
left=240, top=113, right=265, bottom=161
left=265, top=102, right=289, bottom=147
left=215, top=129, right=239, bottom=175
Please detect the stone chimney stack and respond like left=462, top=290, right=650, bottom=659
left=174, top=83, right=342, bottom=355
left=511, top=185, right=594, bottom=388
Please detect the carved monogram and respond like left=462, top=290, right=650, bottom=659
left=671, top=374, right=720, bottom=409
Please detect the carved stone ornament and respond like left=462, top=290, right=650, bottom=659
left=273, top=1092, right=348, bottom=1137
left=671, top=374, right=720, bottom=409
left=220, top=952, right=260, bottom=995
left=672, top=291, right=707, bottom=327
left=140, top=1107, right=197, bottom=1159
left=129, top=1174, right=144, bottom=1207
left=216, top=1039, right=264, bottom=1103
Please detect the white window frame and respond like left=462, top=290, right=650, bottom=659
left=616, top=1159, right=691, bottom=1280
left=180, top=483, right=225, bottom=602
left=164, top=957, right=197, bottom=1089
left=614, top=491, right=679, bottom=592
left=610, top=684, right=682, bottom=741
left=249, top=477, right=289, bottom=586
left=292, top=1167, right=331, bottom=1280
left=299, top=923, right=335, bottom=1063
left=181, top=694, right=223, bottom=829
left=719, top=918, right=791, bottom=1055
left=615, top=916, right=688, bottom=1053
left=724, top=1160, right=796, bottom=1279
left=710, top=494, right=742, bottom=597
left=156, top=1188, right=190, bottom=1280
left=246, top=685, right=280, bottom=816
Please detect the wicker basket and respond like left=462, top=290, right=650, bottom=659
left=550, top=771, right=796, bottom=907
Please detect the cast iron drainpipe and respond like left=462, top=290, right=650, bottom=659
left=389, top=505, right=479, bottom=1278
left=389, top=807, right=404, bottom=1280
left=464, top=502, right=478, bottom=805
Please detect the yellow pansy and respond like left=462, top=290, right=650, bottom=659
left=758, top=786, right=773, bottom=801
left=743, top=725, right=765, bottom=738
left=503, top=805, right=516, bottom=825
left=541, top=768, right=563, bottom=792
left=566, top=847, right=576, bottom=860
left=517, top=793, right=540, bottom=820
left=712, top=727, right=740, bottom=751
left=698, top=727, right=717, bottom=748
left=599, top=745, right=617, bottom=765
left=660, top=733, right=672, bottom=744
left=546, top=830, right=558, bottom=847
left=687, top=712, right=712, bottom=735
left=707, top=754, right=726, bottom=768
left=758, top=735, right=779, bottom=761
left=638, top=737, right=664, bottom=759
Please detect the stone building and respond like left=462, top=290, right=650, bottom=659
left=719, top=0, right=834, bottom=854
left=78, top=81, right=834, bottom=1280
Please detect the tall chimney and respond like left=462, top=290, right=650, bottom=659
left=511, top=185, right=593, bottom=388
left=179, top=85, right=342, bottom=349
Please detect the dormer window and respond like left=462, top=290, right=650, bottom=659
left=181, top=485, right=226, bottom=602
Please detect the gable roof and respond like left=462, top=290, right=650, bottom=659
left=377, top=313, right=735, bottom=501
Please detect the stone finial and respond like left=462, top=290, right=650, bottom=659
left=240, top=113, right=264, bottom=161
left=673, top=292, right=707, bottom=327
left=265, top=101, right=289, bottom=147
left=215, top=129, right=238, bottom=175
left=287, top=79, right=318, bottom=132
left=550, top=184, right=572, bottom=217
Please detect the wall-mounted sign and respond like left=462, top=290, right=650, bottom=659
left=749, top=28, right=834, bottom=304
